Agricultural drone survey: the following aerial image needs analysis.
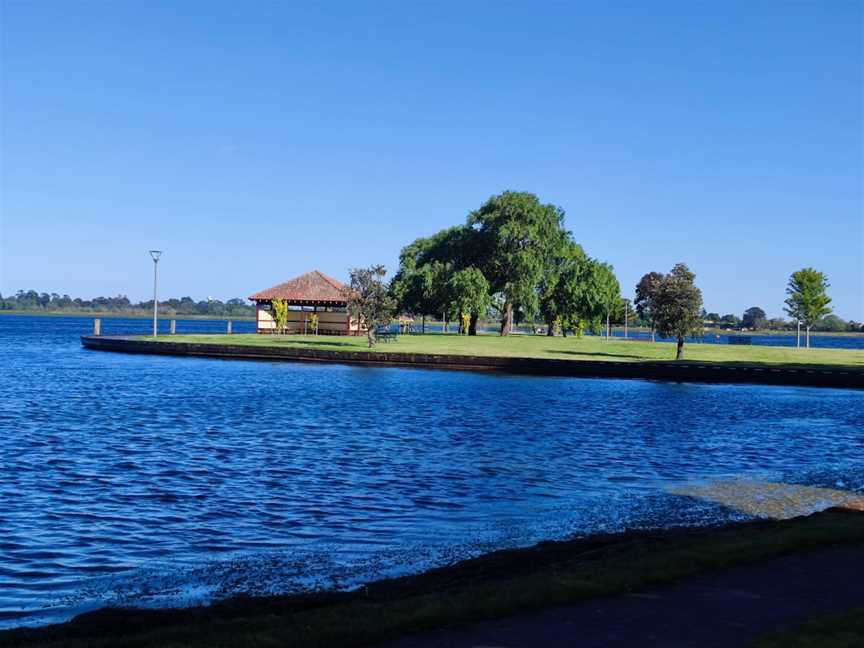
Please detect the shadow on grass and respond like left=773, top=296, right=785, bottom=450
left=550, top=350, right=647, bottom=361
left=263, top=338, right=363, bottom=349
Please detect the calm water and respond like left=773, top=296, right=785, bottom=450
left=1, top=314, right=862, bottom=629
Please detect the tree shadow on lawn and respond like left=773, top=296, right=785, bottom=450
left=266, top=338, right=363, bottom=349
left=550, top=350, right=647, bottom=361
left=547, top=351, right=863, bottom=371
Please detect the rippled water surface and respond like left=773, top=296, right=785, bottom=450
left=1, top=315, right=862, bottom=628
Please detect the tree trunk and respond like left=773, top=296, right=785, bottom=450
left=606, top=313, right=610, bottom=341
left=367, top=328, right=376, bottom=348
left=422, top=315, right=426, bottom=334
left=651, top=324, right=655, bottom=342
left=806, top=325, right=811, bottom=349
left=469, top=313, right=478, bottom=336
left=676, top=336, right=684, bottom=360
left=500, top=302, right=513, bottom=336
left=546, top=318, right=555, bottom=336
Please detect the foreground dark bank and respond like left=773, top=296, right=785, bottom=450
left=3, top=509, right=862, bottom=648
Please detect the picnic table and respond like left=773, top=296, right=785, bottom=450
left=375, top=326, right=397, bottom=343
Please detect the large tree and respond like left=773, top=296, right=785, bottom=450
left=391, top=226, right=479, bottom=333
left=741, top=306, right=767, bottom=330
left=652, top=263, right=704, bottom=360
left=634, top=271, right=663, bottom=341
left=468, top=191, right=566, bottom=335
left=784, top=268, right=831, bottom=349
left=544, top=256, right=607, bottom=337
left=343, top=265, right=395, bottom=348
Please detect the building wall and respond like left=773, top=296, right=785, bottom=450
left=256, top=302, right=362, bottom=334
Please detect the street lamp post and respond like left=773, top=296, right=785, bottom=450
left=623, top=298, right=629, bottom=339
left=149, top=250, right=162, bottom=337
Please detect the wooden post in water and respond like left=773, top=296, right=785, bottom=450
left=93, top=318, right=101, bottom=336
left=170, top=320, right=176, bottom=335
left=227, top=320, right=232, bottom=335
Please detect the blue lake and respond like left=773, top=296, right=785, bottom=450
left=1, top=314, right=862, bottom=629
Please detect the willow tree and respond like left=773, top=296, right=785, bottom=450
left=391, top=226, right=479, bottom=333
left=468, top=191, right=566, bottom=335
left=447, top=267, right=490, bottom=336
left=652, top=263, right=704, bottom=360
left=784, top=268, right=831, bottom=349
left=538, top=239, right=586, bottom=335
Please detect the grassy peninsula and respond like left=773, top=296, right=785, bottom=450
left=144, top=333, right=864, bottom=371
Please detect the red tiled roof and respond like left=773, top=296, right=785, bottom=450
left=249, top=270, right=348, bottom=303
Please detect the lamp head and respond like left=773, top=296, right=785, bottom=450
left=149, top=250, right=163, bottom=262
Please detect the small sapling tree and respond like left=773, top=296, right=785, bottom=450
left=271, top=298, right=288, bottom=335
left=784, top=268, right=831, bottom=349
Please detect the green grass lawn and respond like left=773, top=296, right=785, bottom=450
left=144, top=332, right=864, bottom=370
left=753, top=607, right=864, bottom=648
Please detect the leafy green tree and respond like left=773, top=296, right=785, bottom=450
left=720, top=313, right=740, bottom=327
left=742, top=306, right=767, bottom=330
left=468, top=191, right=566, bottom=335
left=447, top=267, right=490, bottom=336
left=652, top=263, right=704, bottom=360
left=391, top=226, right=479, bottom=333
left=595, top=262, right=621, bottom=340
left=343, top=265, right=396, bottom=348
left=538, top=240, right=586, bottom=335
left=814, top=314, right=846, bottom=332
left=784, top=268, right=831, bottom=348
left=634, top=271, right=663, bottom=341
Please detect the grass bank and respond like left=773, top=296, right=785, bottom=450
left=2, top=509, right=861, bottom=648
left=754, top=607, right=864, bottom=648
left=145, top=333, right=864, bottom=370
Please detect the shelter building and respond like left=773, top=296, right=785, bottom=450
left=249, top=270, right=362, bottom=335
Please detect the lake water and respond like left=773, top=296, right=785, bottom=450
left=1, top=314, right=862, bottom=629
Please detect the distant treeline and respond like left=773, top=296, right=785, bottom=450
left=0, top=290, right=255, bottom=317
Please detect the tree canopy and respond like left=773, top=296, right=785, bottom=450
left=634, top=271, right=663, bottom=340
left=742, top=306, right=767, bottom=330
left=391, top=190, right=618, bottom=336
left=343, top=265, right=395, bottom=347
left=651, top=263, right=704, bottom=360
left=784, top=268, right=831, bottom=348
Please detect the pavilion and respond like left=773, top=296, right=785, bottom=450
left=249, top=270, right=362, bottom=335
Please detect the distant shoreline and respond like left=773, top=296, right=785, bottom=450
left=3, top=311, right=860, bottom=336
left=0, top=310, right=255, bottom=322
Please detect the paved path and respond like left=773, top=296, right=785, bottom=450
left=381, top=547, right=864, bottom=648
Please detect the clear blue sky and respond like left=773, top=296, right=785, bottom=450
left=1, top=1, right=861, bottom=319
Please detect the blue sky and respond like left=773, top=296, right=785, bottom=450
left=1, top=1, right=861, bottom=319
